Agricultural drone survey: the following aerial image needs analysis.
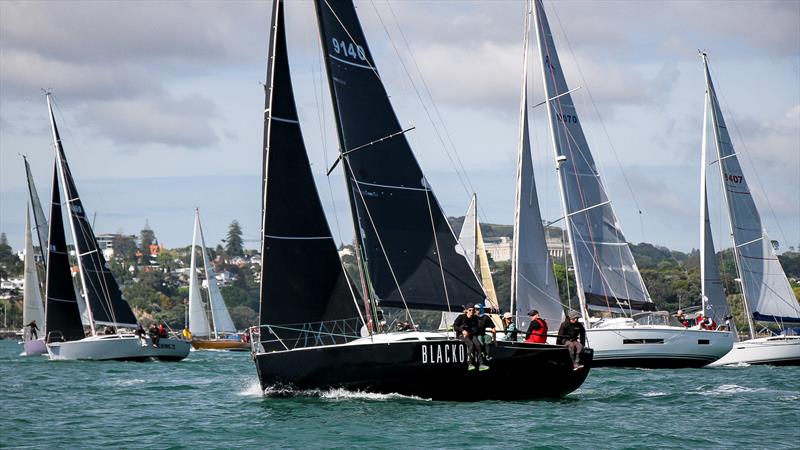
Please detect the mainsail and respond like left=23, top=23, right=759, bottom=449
left=22, top=207, right=45, bottom=336
left=188, top=212, right=212, bottom=337
left=533, top=0, right=652, bottom=316
left=513, top=1, right=564, bottom=330
left=47, top=95, right=138, bottom=330
left=23, top=155, right=49, bottom=264
left=197, top=214, right=237, bottom=335
left=44, top=162, right=85, bottom=342
left=314, top=0, right=485, bottom=312
left=259, top=0, right=360, bottom=349
left=703, top=55, right=800, bottom=326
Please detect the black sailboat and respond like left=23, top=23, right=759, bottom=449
left=252, top=0, right=591, bottom=400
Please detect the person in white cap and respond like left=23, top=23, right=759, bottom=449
left=501, top=312, right=517, bottom=341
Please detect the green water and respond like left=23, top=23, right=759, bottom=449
left=1, top=340, right=798, bottom=449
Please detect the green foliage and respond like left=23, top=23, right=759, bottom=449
left=140, top=222, right=156, bottom=254
left=778, top=251, right=800, bottom=279
left=230, top=305, right=258, bottom=329
left=225, top=220, right=244, bottom=257
left=0, top=232, right=22, bottom=278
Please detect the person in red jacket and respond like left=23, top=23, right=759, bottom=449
left=524, top=310, right=548, bottom=344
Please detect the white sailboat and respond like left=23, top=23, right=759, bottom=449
left=21, top=206, right=46, bottom=355
left=699, top=53, right=800, bottom=367
left=42, top=93, right=190, bottom=361
left=531, top=0, right=732, bottom=367
left=187, top=209, right=247, bottom=351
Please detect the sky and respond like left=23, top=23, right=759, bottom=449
left=1, top=0, right=798, bottom=255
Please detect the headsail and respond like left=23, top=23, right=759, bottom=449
left=47, top=95, right=138, bottom=330
left=197, top=212, right=237, bottom=335
left=188, top=212, right=212, bottom=337
left=533, top=0, right=652, bottom=316
left=702, top=55, right=800, bottom=327
left=260, top=0, right=360, bottom=349
left=314, top=0, right=486, bottom=312
left=457, top=195, right=478, bottom=270
left=23, top=156, right=49, bottom=265
left=513, top=1, right=564, bottom=330
left=44, top=162, right=85, bottom=342
left=22, top=206, right=45, bottom=337
left=699, top=84, right=732, bottom=330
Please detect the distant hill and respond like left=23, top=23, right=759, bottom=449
left=447, top=216, right=513, bottom=240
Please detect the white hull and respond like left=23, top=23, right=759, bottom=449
left=21, top=338, right=47, bottom=356
left=47, top=334, right=191, bottom=361
left=707, top=335, right=800, bottom=367
left=587, top=324, right=733, bottom=368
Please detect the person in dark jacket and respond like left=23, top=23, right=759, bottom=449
left=453, top=305, right=483, bottom=370
left=557, top=311, right=586, bottom=370
left=474, top=303, right=496, bottom=366
left=27, top=320, right=39, bottom=340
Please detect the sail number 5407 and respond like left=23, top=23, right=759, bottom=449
left=724, top=173, right=743, bottom=183
left=331, top=38, right=366, bottom=61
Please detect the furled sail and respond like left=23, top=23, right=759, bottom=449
left=513, top=4, right=564, bottom=328
left=23, top=156, right=49, bottom=265
left=23, top=207, right=45, bottom=337
left=44, top=163, right=85, bottom=342
left=533, top=0, right=652, bottom=315
left=197, top=213, right=237, bottom=335
left=188, top=212, right=212, bottom=337
left=314, top=0, right=485, bottom=311
left=260, top=0, right=360, bottom=349
left=703, top=57, right=800, bottom=324
left=48, top=95, right=138, bottom=329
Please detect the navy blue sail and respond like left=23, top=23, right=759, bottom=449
left=44, top=163, right=85, bottom=342
left=259, top=0, right=361, bottom=350
left=48, top=96, right=138, bottom=329
left=314, top=0, right=485, bottom=312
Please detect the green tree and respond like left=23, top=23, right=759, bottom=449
left=112, top=233, right=138, bottom=262
left=0, top=232, right=22, bottom=278
left=140, top=221, right=156, bottom=255
left=225, top=220, right=244, bottom=257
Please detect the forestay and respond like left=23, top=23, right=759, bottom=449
left=704, top=60, right=800, bottom=324
left=315, top=0, right=485, bottom=311
left=260, top=0, right=360, bottom=350
left=533, top=0, right=652, bottom=315
left=48, top=96, right=138, bottom=329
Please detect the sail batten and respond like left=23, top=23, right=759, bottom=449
left=532, top=0, right=652, bottom=317
left=315, top=0, right=485, bottom=312
left=703, top=56, right=800, bottom=327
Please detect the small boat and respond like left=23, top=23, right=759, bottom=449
left=42, top=93, right=190, bottom=361
left=187, top=209, right=248, bottom=351
left=530, top=0, right=732, bottom=367
left=251, top=0, right=591, bottom=400
left=698, top=53, right=800, bottom=367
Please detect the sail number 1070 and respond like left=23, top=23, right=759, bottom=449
left=331, top=38, right=366, bottom=62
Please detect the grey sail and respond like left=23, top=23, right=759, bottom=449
left=457, top=195, right=478, bottom=271
left=23, top=156, right=49, bottom=265
left=188, top=212, right=212, bottom=337
left=533, top=0, right=652, bottom=315
left=197, top=213, right=237, bottom=335
left=703, top=57, right=800, bottom=324
left=701, top=190, right=731, bottom=326
left=513, top=16, right=563, bottom=328
left=22, top=207, right=45, bottom=336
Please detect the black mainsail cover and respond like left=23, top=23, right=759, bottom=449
left=314, top=0, right=485, bottom=311
left=48, top=99, right=138, bottom=329
left=260, top=0, right=360, bottom=349
left=44, top=163, right=85, bottom=342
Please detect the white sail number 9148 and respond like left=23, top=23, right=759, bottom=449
left=331, top=38, right=366, bottom=61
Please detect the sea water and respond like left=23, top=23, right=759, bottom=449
left=1, top=340, right=798, bottom=449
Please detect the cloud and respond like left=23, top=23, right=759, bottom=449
left=77, top=94, right=220, bottom=149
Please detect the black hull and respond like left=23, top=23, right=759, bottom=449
left=254, top=339, right=592, bottom=401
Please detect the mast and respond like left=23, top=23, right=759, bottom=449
left=311, top=0, right=375, bottom=332
left=699, top=80, right=709, bottom=314
left=701, top=53, right=756, bottom=338
left=532, top=0, right=590, bottom=322
left=511, top=0, right=532, bottom=327
left=46, top=93, right=97, bottom=335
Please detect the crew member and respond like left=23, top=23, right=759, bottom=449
left=524, top=310, right=548, bottom=344
left=557, top=311, right=586, bottom=370
left=453, top=305, right=482, bottom=370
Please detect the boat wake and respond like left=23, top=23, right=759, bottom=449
left=252, top=384, right=429, bottom=401
left=238, top=379, right=267, bottom=397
